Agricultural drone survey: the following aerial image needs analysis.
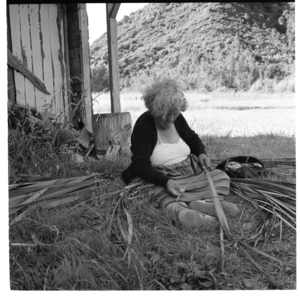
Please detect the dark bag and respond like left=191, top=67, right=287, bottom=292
left=216, top=156, right=266, bottom=178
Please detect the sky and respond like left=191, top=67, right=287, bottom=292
left=86, top=3, right=148, bottom=45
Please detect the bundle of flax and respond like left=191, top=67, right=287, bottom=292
left=203, top=170, right=295, bottom=284
left=9, top=173, right=105, bottom=226
left=230, top=178, right=296, bottom=232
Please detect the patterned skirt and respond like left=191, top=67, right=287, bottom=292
left=131, top=154, right=230, bottom=208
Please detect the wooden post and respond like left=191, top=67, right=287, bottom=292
left=79, top=4, right=93, bottom=133
left=62, top=4, right=72, bottom=124
left=92, top=112, right=131, bottom=157
left=106, top=3, right=121, bottom=113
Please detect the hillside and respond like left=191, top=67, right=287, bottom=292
left=89, top=2, right=295, bottom=93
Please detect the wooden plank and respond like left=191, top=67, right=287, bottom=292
left=79, top=4, right=93, bottom=133
left=7, top=6, right=12, bottom=52
left=59, top=4, right=70, bottom=120
left=8, top=66, right=16, bottom=103
left=92, top=112, right=131, bottom=154
left=29, top=4, right=46, bottom=110
left=7, top=51, right=50, bottom=95
left=107, top=3, right=120, bottom=19
left=62, top=4, right=72, bottom=120
left=49, top=4, right=64, bottom=119
left=56, top=4, right=68, bottom=120
left=9, top=5, right=26, bottom=106
left=40, top=4, right=54, bottom=112
left=19, top=4, right=36, bottom=108
left=106, top=16, right=121, bottom=112
left=7, top=5, right=16, bottom=103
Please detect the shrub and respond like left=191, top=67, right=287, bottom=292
left=91, top=63, right=110, bottom=92
left=273, top=76, right=295, bottom=93
left=264, top=64, right=284, bottom=80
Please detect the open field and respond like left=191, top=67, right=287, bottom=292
left=9, top=91, right=296, bottom=290
left=92, top=92, right=295, bottom=137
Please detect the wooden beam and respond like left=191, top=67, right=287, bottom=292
left=7, top=5, right=16, bottom=103
left=106, top=4, right=121, bottom=113
left=7, top=50, right=51, bottom=95
left=107, top=3, right=120, bottom=19
left=29, top=4, right=46, bottom=112
left=19, top=4, right=35, bottom=108
left=62, top=4, right=72, bottom=121
left=8, top=65, right=16, bottom=104
left=9, top=5, right=26, bottom=106
left=79, top=4, right=93, bottom=133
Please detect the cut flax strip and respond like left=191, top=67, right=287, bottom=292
left=10, top=179, right=101, bottom=209
left=204, top=168, right=229, bottom=274
left=204, top=168, right=229, bottom=232
left=10, top=205, right=39, bottom=226
left=18, top=181, right=57, bottom=206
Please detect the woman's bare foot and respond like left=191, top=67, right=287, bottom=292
left=178, top=209, right=217, bottom=229
left=189, top=200, right=239, bottom=217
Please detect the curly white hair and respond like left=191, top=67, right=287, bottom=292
left=142, top=78, right=187, bottom=120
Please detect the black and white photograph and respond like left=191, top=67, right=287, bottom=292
left=6, top=1, right=296, bottom=291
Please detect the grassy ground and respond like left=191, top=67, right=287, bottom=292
left=9, top=91, right=296, bottom=290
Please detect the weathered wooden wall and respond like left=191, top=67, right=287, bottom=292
left=7, top=5, right=16, bottom=104
left=8, top=4, right=69, bottom=118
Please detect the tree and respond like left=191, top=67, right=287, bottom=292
left=91, top=63, right=110, bottom=92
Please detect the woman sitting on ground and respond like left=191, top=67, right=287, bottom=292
left=122, top=78, right=238, bottom=228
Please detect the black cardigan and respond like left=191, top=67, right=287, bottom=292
left=122, top=111, right=207, bottom=187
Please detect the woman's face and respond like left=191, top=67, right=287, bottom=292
left=155, top=112, right=179, bottom=130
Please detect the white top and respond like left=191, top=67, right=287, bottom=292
left=150, top=130, right=191, bottom=166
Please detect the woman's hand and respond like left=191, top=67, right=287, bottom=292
left=166, top=179, right=185, bottom=197
left=198, top=154, right=211, bottom=170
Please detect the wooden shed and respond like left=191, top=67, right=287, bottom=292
left=7, top=2, right=130, bottom=156
left=7, top=3, right=93, bottom=132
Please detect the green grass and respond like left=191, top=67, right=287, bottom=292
left=9, top=91, right=296, bottom=290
